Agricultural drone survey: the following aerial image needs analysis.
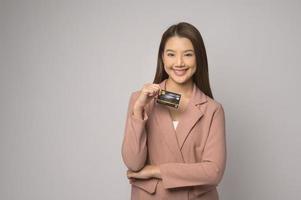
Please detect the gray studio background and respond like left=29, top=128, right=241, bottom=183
left=1, top=0, right=300, bottom=199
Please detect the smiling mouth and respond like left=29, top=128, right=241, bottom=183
left=173, top=68, right=188, bottom=76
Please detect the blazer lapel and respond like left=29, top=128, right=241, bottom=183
left=154, top=79, right=207, bottom=160
left=175, top=82, right=207, bottom=150
left=154, top=99, right=184, bottom=162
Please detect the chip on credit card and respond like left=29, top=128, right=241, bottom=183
left=156, top=89, right=181, bottom=108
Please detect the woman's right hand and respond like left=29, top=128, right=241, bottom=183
left=134, top=83, right=161, bottom=111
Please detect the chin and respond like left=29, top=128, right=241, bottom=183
left=170, top=75, right=192, bottom=85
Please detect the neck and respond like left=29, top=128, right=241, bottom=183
left=165, top=78, right=194, bottom=97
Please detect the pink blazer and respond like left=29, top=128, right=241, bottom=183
left=121, top=79, right=227, bottom=200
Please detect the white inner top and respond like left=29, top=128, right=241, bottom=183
left=172, top=120, right=179, bottom=129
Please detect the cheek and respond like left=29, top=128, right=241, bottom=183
left=187, top=57, right=196, bottom=65
left=163, top=59, right=173, bottom=70
left=163, top=57, right=173, bottom=66
left=188, top=58, right=197, bottom=69
left=163, top=65, right=171, bottom=75
left=191, top=67, right=197, bottom=76
left=191, top=65, right=197, bottom=72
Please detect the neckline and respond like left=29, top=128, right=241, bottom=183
left=162, top=79, right=196, bottom=132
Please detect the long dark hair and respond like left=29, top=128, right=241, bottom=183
left=153, top=22, right=214, bottom=99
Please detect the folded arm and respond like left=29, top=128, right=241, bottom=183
left=121, top=92, right=149, bottom=171
left=159, top=104, right=227, bottom=189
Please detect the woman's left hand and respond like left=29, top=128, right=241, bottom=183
left=127, top=165, right=161, bottom=179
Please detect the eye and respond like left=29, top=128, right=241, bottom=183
left=185, top=54, right=193, bottom=57
left=167, top=53, right=175, bottom=57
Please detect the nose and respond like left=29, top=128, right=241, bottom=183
left=176, top=55, right=184, bottom=67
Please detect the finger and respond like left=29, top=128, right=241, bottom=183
left=149, top=90, right=157, bottom=96
left=129, top=178, right=135, bottom=183
left=149, top=86, right=161, bottom=94
left=127, top=170, right=131, bottom=175
left=154, top=84, right=161, bottom=90
left=127, top=171, right=138, bottom=178
left=146, top=91, right=154, bottom=97
left=147, top=86, right=159, bottom=93
left=150, top=84, right=161, bottom=91
left=141, top=89, right=153, bottom=96
left=152, top=84, right=161, bottom=90
left=151, top=88, right=160, bottom=97
left=145, top=89, right=156, bottom=97
left=128, top=174, right=138, bottom=179
left=152, top=87, right=161, bottom=96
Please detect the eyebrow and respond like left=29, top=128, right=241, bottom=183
left=165, top=49, right=194, bottom=53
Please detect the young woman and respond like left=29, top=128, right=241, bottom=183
left=121, top=22, right=226, bottom=200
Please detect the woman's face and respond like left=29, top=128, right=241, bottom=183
left=162, top=36, right=197, bottom=84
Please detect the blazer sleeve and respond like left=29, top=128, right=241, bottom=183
left=121, top=91, right=149, bottom=171
left=159, top=104, right=227, bottom=189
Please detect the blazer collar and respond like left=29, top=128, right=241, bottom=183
left=154, top=79, right=207, bottom=162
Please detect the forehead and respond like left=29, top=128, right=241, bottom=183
left=164, top=36, right=194, bottom=51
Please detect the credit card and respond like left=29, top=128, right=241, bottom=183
left=156, top=89, right=181, bottom=108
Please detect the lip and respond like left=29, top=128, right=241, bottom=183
left=173, top=68, right=188, bottom=76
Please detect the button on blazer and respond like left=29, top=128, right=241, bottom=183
left=122, top=78, right=227, bottom=200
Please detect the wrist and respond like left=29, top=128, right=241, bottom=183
left=153, top=165, right=162, bottom=179
left=132, top=105, right=145, bottom=120
left=133, top=101, right=144, bottom=111
left=133, top=106, right=144, bottom=113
